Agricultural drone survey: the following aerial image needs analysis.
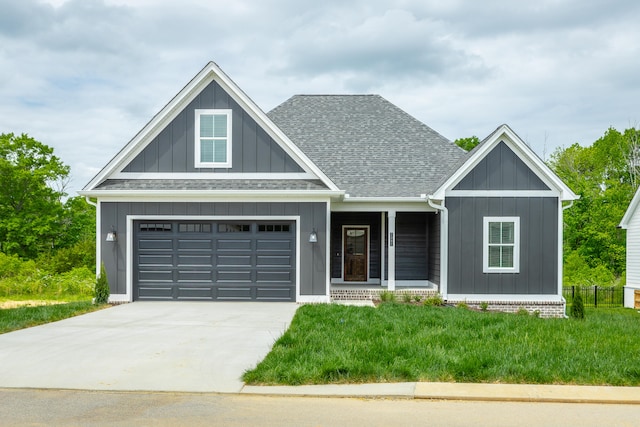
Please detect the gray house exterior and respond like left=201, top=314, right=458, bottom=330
left=81, top=62, right=578, bottom=315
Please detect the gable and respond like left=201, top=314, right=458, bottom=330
left=122, top=80, right=304, bottom=174
left=453, top=141, right=550, bottom=191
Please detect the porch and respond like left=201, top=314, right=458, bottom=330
left=330, top=284, right=439, bottom=301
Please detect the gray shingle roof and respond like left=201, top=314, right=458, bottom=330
left=95, top=179, right=329, bottom=191
left=268, top=95, right=465, bottom=197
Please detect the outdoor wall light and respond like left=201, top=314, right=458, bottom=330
left=106, top=227, right=117, bottom=242
left=309, top=229, right=318, bottom=243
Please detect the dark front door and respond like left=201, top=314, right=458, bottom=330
left=344, top=227, right=367, bottom=281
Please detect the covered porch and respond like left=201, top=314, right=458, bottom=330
left=328, top=209, right=441, bottom=296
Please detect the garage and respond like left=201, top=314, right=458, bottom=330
left=133, top=220, right=296, bottom=301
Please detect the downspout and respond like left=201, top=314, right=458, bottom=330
left=560, top=198, right=575, bottom=317
left=423, top=194, right=448, bottom=299
left=84, top=196, right=97, bottom=207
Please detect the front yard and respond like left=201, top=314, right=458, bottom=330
left=243, top=303, right=640, bottom=386
left=0, top=300, right=106, bottom=334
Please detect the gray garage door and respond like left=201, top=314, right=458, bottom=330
left=134, top=220, right=296, bottom=301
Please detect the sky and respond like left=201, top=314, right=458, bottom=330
left=1, top=0, right=639, bottom=196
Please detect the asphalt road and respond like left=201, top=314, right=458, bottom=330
left=2, top=388, right=637, bottom=427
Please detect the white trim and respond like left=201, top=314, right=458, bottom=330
left=557, top=200, right=564, bottom=300
left=341, top=225, right=371, bottom=282
left=95, top=200, right=102, bottom=280
left=483, top=216, right=520, bottom=273
left=83, top=62, right=339, bottom=192
left=380, top=212, right=386, bottom=285
left=446, top=294, right=564, bottom=303
left=118, top=215, right=301, bottom=303
left=80, top=191, right=340, bottom=202
left=387, top=210, right=396, bottom=290
left=620, top=187, right=640, bottom=228
left=431, top=125, right=579, bottom=202
left=325, top=200, right=332, bottom=298
left=332, top=201, right=436, bottom=212
left=447, top=190, right=558, bottom=198
left=110, top=172, right=317, bottom=180
left=194, top=109, right=232, bottom=168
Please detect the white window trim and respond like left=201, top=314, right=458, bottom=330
left=194, top=109, right=232, bottom=168
left=483, top=216, right=520, bottom=273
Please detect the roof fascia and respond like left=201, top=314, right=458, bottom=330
left=620, top=187, right=640, bottom=229
left=83, top=62, right=338, bottom=192
left=430, top=124, right=580, bottom=201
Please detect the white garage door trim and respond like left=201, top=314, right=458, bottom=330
left=110, top=215, right=301, bottom=303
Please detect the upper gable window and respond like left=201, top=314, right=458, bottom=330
left=195, top=109, right=232, bottom=168
left=483, top=217, right=520, bottom=273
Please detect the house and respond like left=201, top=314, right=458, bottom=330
left=619, top=187, right=640, bottom=308
left=80, top=62, right=579, bottom=317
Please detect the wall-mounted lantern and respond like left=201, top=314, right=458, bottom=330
left=106, top=227, right=117, bottom=242
left=309, top=229, right=318, bottom=243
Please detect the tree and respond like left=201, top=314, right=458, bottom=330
left=0, top=133, right=70, bottom=258
left=454, top=136, right=481, bottom=151
left=548, top=127, right=637, bottom=282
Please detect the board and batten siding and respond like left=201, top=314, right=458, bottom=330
left=123, top=80, right=304, bottom=174
left=100, top=201, right=327, bottom=298
left=447, top=197, right=558, bottom=295
left=454, top=142, right=550, bottom=191
left=627, top=207, right=640, bottom=288
left=427, top=212, right=441, bottom=285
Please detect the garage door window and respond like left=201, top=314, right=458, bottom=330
left=140, top=223, right=172, bottom=232
left=179, top=223, right=212, bottom=233
left=259, top=224, right=290, bottom=232
left=218, top=224, right=250, bottom=233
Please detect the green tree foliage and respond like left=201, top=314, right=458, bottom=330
left=0, top=133, right=70, bottom=258
left=570, top=293, right=585, bottom=319
left=454, top=136, right=481, bottom=151
left=548, top=127, right=639, bottom=285
left=94, top=262, right=110, bottom=304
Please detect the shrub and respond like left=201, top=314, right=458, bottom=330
left=413, top=295, right=422, bottom=303
left=94, top=263, right=110, bottom=305
left=402, top=293, right=412, bottom=303
left=423, top=294, right=444, bottom=306
left=571, top=294, right=585, bottom=319
left=40, top=239, right=96, bottom=274
left=516, top=307, right=530, bottom=316
left=456, top=301, right=469, bottom=310
left=379, top=290, right=396, bottom=303
left=479, top=302, right=489, bottom=312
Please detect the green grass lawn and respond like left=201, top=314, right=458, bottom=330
left=0, top=300, right=106, bottom=334
left=243, top=303, right=640, bottom=386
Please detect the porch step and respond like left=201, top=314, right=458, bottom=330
left=330, top=288, right=438, bottom=301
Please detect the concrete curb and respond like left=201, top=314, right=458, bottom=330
left=241, top=382, right=640, bottom=404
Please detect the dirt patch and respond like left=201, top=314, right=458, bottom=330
left=0, top=300, right=66, bottom=309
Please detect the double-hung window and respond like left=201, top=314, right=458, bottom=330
left=483, top=217, right=520, bottom=273
left=195, top=109, right=232, bottom=168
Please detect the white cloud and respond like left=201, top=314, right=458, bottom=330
left=1, top=0, right=639, bottom=193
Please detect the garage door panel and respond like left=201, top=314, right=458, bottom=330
left=178, top=239, right=212, bottom=250
left=177, top=254, right=213, bottom=266
left=256, top=239, right=292, bottom=250
left=257, top=271, right=293, bottom=283
left=257, top=255, right=292, bottom=267
left=139, top=254, right=173, bottom=266
left=217, top=239, right=252, bottom=250
left=138, top=270, right=173, bottom=281
left=216, top=255, right=252, bottom=266
left=134, top=220, right=295, bottom=301
left=177, top=270, right=212, bottom=281
left=139, top=239, right=173, bottom=250
left=216, top=270, right=252, bottom=282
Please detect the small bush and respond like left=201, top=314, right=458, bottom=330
left=94, top=263, right=110, bottom=305
left=423, top=294, right=444, bottom=306
left=402, top=293, right=412, bottom=303
left=456, top=301, right=469, bottom=310
left=413, top=295, right=422, bottom=303
left=571, top=294, right=585, bottom=319
left=516, top=307, right=530, bottom=316
left=479, top=302, right=489, bottom=312
left=379, top=290, right=396, bottom=303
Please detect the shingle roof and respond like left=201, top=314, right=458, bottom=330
left=95, top=179, right=329, bottom=191
left=268, top=95, right=465, bottom=197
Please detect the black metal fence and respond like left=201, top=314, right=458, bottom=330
left=563, top=286, right=624, bottom=308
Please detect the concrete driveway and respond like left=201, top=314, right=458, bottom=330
left=0, top=302, right=298, bottom=393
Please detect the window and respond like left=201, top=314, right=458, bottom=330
left=139, top=223, right=172, bottom=232
left=483, top=217, right=520, bottom=273
left=258, top=224, right=290, bottom=232
left=195, top=109, right=232, bottom=168
left=218, top=224, right=250, bottom=233
left=179, top=223, right=211, bottom=233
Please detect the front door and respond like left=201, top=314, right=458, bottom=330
left=344, top=227, right=368, bottom=281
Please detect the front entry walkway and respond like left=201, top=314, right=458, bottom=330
left=0, top=302, right=298, bottom=393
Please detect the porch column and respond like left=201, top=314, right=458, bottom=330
left=388, top=210, right=396, bottom=290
